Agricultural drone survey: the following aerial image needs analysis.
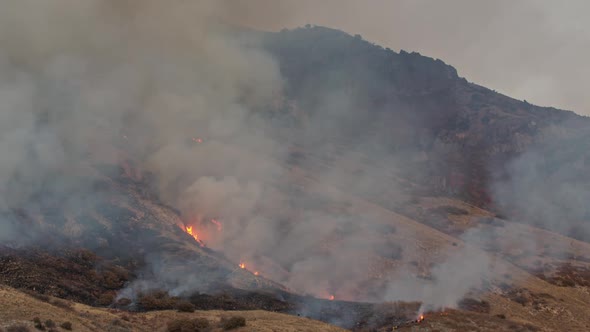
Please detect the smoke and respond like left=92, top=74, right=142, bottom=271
left=492, top=126, right=590, bottom=241
left=0, top=0, right=281, bottom=222
left=0, top=0, right=547, bottom=317
left=383, top=226, right=507, bottom=312
left=224, top=0, right=590, bottom=116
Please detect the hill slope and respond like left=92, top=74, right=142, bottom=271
left=2, top=22, right=590, bottom=332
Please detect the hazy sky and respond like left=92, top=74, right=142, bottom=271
left=225, top=0, right=590, bottom=115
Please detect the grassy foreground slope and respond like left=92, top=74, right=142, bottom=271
left=0, top=285, right=346, bottom=332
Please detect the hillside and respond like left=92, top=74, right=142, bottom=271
left=1, top=11, right=590, bottom=332
left=258, top=25, right=590, bottom=238
left=0, top=285, right=347, bottom=332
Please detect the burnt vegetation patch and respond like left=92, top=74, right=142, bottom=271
left=531, top=262, right=590, bottom=287
left=0, top=245, right=134, bottom=306
left=458, top=298, right=491, bottom=313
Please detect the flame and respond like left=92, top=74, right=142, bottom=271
left=329, top=295, right=335, bottom=301
left=418, top=314, right=425, bottom=322
left=186, top=226, right=196, bottom=239
left=184, top=225, right=204, bottom=247
left=192, top=137, right=203, bottom=143
left=239, top=263, right=246, bottom=269
left=211, top=219, right=222, bottom=231
left=254, top=271, right=259, bottom=276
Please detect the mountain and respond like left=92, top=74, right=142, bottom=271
left=259, top=26, right=590, bottom=236
left=2, top=23, right=590, bottom=332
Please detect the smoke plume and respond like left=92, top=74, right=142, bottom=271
left=0, top=0, right=552, bottom=315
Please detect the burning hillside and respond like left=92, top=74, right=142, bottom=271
left=1, top=1, right=590, bottom=331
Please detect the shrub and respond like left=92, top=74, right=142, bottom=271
left=192, top=319, right=209, bottom=329
left=220, top=316, right=246, bottom=330
left=116, top=298, right=132, bottom=307
left=33, top=317, right=45, bottom=330
left=60, top=322, right=72, bottom=331
left=44, top=320, right=56, bottom=328
left=166, top=318, right=209, bottom=332
left=24, top=290, right=50, bottom=303
left=97, top=292, right=115, bottom=306
left=50, top=299, right=72, bottom=310
left=176, top=301, right=196, bottom=313
left=137, top=291, right=178, bottom=311
left=6, top=325, right=31, bottom=332
left=512, top=295, right=529, bottom=306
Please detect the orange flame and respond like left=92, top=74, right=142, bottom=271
left=211, top=219, right=222, bottom=231
left=239, top=263, right=246, bottom=269
left=184, top=225, right=204, bottom=247
left=418, top=314, right=425, bottom=322
left=329, top=295, right=335, bottom=301
left=254, top=271, right=259, bottom=276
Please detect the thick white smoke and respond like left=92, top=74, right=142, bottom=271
left=0, top=0, right=527, bottom=313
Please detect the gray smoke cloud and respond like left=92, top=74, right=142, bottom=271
left=492, top=124, right=590, bottom=241
left=0, top=0, right=554, bottom=316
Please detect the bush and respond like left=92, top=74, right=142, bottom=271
left=220, top=316, right=246, bottom=330
left=137, top=291, right=178, bottom=311
left=176, top=301, right=196, bottom=313
left=33, top=317, right=45, bottom=330
left=116, top=298, right=132, bottom=307
left=6, top=325, right=31, bottom=332
left=44, top=320, right=56, bottom=328
left=50, top=299, right=72, bottom=310
left=24, top=290, right=50, bottom=303
left=60, top=322, right=72, bottom=331
left=192, top=319, right=210, bottom=329
left=97, top=292, right=115, bottom=306
left=166, top=318, right=210, bottom=332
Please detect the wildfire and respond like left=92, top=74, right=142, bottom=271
left=210, top=219, right=222, bottom=231
left=239, top=262, right=246, bottom=269
left=184, top=225, right=204, bottom=247
left=192, top=137, right=203, bottom=143
left=417, top=314, right=425, bottom=323
left=254, top=271, right=259, bottom=276
left=329, top=295, right=335, bottom=301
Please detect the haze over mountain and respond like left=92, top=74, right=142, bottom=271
left=226, top=0, right=590, bottom=116
left=1, top=2, right=589, bottom=331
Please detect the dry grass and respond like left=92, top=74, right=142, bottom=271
left=0, top=285, right=347, bottom=332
